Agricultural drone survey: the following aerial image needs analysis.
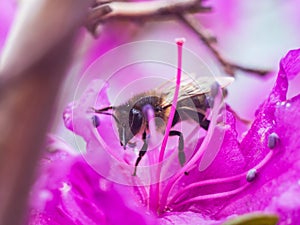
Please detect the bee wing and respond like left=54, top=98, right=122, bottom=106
left=159, top=76, right=234, bottom=108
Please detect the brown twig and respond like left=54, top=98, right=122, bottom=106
left=86, top=0, right=271, bottom=77
left=179, top=14, right=271, bottom=76
left=86, top=0, right=212, bottom=36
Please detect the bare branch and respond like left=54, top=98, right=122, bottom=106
left=86, top=0, right=271, bottom=77
left=178, top=14, right=271, bottom=76
left=86, top=0, right=212, bottom=35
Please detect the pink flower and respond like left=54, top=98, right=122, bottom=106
left=30, top=48, right=300, bottom=224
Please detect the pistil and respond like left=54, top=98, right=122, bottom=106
left=156, top=38, right=185, bottom=213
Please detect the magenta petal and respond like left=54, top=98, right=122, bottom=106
left=197, top=107, right=246, bottom=179
left=279, top=48, right=300, bottom=80
left=240, top=49, right=299, bottom=168
left=29, top=137, right=158, bottom=225
left=265, top=179, right=300, bottom=223
left=212, top=49, right=300, bottom=223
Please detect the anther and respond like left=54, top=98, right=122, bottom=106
left=142, top=104, right=154, bottom=117
left=210, top=82, right=220, bottom=98
left=205, top=96, right=214, bottom=108
left=92, top=115, right=100, bottom=127
left=246, top=169, right=257, bottom=182
left=268, top=132, right=279, bottom=149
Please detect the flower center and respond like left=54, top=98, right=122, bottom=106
left=144, top=39, right=280, bottom=215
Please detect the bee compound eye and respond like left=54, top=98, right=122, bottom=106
left=129, top=108, right=143, bottom=135
left=131, top=108, right=140, bottom=115
left=155, top=106, right=163, bottom=112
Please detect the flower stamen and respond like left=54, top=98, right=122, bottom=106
left=167, top=148, right=276, bottom=210
left=158, top=38, right=185, bottom=163
left=156, top=38, right=185, bottom=212
left=143, top=104, right=160, bottom=210
left=91, top=115, right=100, bottom=127
left=171, top=183, right=250, bottom=209
left=268, top=132, right=279, bottom=149
left=159, top=81, right=223, bottom=212
left=246, top=169, right=257, bottom=182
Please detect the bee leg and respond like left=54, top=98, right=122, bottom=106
left=200, top=118, right=210, bottom=131
left=169, top=130, right=185, bottom=167
left=92, top=106, right=114, bottom=113
left=132, top=131, right=148, bottom=176
left=191, top=111, right=210, bottom=131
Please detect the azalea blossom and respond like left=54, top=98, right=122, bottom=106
left=28, top=44, right=300, bottom=224
left=1, top=0, right=299, bottom=224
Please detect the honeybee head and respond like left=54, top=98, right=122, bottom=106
left=115, top=107, right=144, bottom=149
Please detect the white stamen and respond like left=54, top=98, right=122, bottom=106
left=210, top=82, right=220, bottom=98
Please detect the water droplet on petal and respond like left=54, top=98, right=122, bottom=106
left=60, top=182, right=71, bottom=193
left=99, top=179, right=111, bottom=191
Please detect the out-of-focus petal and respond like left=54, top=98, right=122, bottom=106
left=29, top=136, right=158, bottom=225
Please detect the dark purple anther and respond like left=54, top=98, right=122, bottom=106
left=92, top=115, right=100, bottom=128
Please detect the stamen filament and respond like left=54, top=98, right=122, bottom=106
left=144, top=105, right=159, bottom=210
left=171, top=183, right=250, bottom=209
left=158, top=38, right=185, bottom=163
left=167, top=150, right=274, bottom=208
left=133, top=185, right=149, bottom=209
left=168, top=173, right=245, bottom=206
left=253, top=150, right=274, bottom=171
left=159, top=82, right=223, bottom=212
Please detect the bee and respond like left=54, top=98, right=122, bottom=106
left=93, top=76, right=233, bottom=176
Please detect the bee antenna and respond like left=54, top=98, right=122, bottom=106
left=90, top=106, right=120, bottom=124
left=93, top=106, right=115, bottom=113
